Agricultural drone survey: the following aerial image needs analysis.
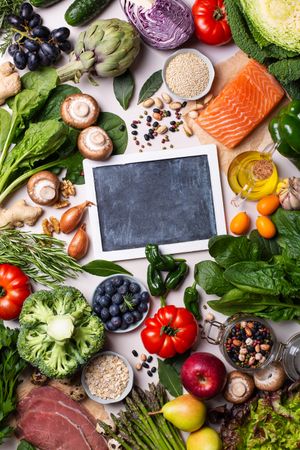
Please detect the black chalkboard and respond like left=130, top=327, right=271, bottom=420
left=93, top=155, right=217, bottom=251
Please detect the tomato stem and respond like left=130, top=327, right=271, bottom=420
left=161, top=324, right=178, bottom=336
left=213, top=7, right=224, bottom=21
left=0, top=286, right=5, bottom=297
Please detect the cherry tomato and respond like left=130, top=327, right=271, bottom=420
left=0, top=264, right=31, bottom=320
left=256, top=216, right=277, bottom=239
left=257, top=195, right=280, bottom=216
left=192, top=0, right=232, bottom=46
left=230, top=212, right=251, bottom=235
left=141, top=305, right=198, bottom=358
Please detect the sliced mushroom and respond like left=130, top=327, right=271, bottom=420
left=27, top=171, right=60, bottom=206
left=78, top=126, right=113, bottom=161
left=223, top=371, right=255, bottom=404
left=61, top=94, right=100, bottom=129
left=253, top=362, right=286, bottom=392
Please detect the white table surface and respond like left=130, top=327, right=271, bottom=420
left=1, top=0, right=299, bottom=448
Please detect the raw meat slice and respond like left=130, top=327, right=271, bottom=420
left=196, top=59, right=284, bottom=148
left=16, top=386, right=108, bottom=450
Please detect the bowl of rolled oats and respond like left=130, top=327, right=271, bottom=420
left=82, top=351, right=134, bottom=404
left=162, top=48, right=215, bottom=101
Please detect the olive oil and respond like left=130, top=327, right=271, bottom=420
left=227, top=151, right=278, bottom=201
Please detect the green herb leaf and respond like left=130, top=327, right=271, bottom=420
left=17, top=441, right=36, bottom=450
left=82, top=260, right=132, bottom=277
left=113, top=70, right=135, bottom=110
left=138, top=70, right=163, bottom=104
left=97, top=112, right=128, bottom=154
left=158, top=358, right=182, bottom=397
left=38, top=84, right=81, bottom=121
left=209, top=235, right=261, bottom=268
left=21, top=67, right=58, bottom=97
left=195, top=260, right=233, bottom=296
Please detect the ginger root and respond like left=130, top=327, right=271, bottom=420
left=0, top=62, right=21, bottom=106
left=0, top=199, right=43, bottom=229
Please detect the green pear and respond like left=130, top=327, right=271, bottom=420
left=187, top=426, right=222, bottom=450
left=161, top=394, right=206, bottom=432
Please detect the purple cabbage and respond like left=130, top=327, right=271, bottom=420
left=120, top=0, right=194, bottom=50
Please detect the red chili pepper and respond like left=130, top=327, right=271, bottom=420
left=0, top=264, right=31, bottom=320
left=192, top=0, right=232, bottom=46
left=141, top=305, right=198, bottom=358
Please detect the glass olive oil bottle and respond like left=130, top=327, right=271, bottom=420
left=228, top=151, right=278, bottom=201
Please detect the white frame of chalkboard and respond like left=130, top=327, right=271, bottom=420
left=83, top=145, right=226, bottom=261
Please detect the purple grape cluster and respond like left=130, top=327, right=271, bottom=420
left=7, top=3, right=71, bottom=71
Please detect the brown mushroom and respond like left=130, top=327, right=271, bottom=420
left=223, top=371, right=255, bottom=404
left=61, top=94, right=100, bottom=129
left=78, top=126, right=113, bottom=161
left=253, top=362, right=286, bottom=392
left=27, top=171, right=60, bottom=206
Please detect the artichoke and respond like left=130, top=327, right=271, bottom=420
left=57, top=18, right=140, bottom=83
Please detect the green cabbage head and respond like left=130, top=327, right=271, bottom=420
left=240, top=0, right=300, bottom=52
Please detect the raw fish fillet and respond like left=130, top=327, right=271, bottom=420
left=196, top=59, right=284, bottom=148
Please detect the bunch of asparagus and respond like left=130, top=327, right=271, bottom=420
left=99, top=383, right=186, bottom=450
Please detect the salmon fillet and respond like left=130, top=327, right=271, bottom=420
left=196, top=59, right=284, bottom=149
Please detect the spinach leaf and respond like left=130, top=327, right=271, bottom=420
left=97, top=112, right=128, bottom=155
left=138, top=70, right=163, bottom=104
left=194, top=260, right=233, bottom=296
left=21, top=67, right=58, bottom=97
left=224, top=261, right=295, bottom=296
left=272, top=208, right=300, bottom=259
left=208, top=235, right=261, bottom=268
left=0, top=109, right=11, bottom=149
left=82, top=260, right=132, bottom=276
left=257, top=305, right=300, bottom=322
left=158, top=358, right=182, bottom=397
left=38, top=84, right=81, bottom=121
left=113, top=70, right=134, bottom=110
left=56, top=151, right=84, bottom=185
left=208, top=288, right=282, bottom=316
left=249, top=230, right=280, bottom=260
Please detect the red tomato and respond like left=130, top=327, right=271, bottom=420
left=141, top=305, right=198, bottom=358
left=192, top=0, right=232, bottom=46
left=0, top=264, right=31, bottom=320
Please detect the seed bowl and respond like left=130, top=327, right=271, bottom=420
left=162, top=48, right=215, bottom=101
left=92, top=274, right=150, bottom=333
left=82, top=351, right=134, bottom=405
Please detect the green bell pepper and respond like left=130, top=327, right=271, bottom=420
left=269, top=100, right=300, bottom=169
left=145, top=244, right=177, bottom=271
left=147, top=264, right=166, bottom=297
left=165, top=262, right=188, bottom=291
left=184, top=282, right=201, bottom=320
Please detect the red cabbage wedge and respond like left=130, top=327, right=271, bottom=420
left=120, top=0, right=194, bottom=50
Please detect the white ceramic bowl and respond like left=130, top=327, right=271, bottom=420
left=162, top=48, right=215, bottom=101
left=92, top=274, right=150, bottom=334
left=82, top=351, right=134, bottom=405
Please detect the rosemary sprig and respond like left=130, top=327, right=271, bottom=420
left=0, top=229, right=82, bottom=287
left=0, top=0, right=23, bottom=55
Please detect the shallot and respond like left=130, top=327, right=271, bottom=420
left=68, top=223, right=89, bottom=260
left=60, top=201, right=93, bottom=234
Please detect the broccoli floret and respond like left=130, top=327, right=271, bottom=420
left=17, top=286, right=105, bottom=378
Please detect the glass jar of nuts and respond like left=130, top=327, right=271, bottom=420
left=203, top=313, right=300, bottom=380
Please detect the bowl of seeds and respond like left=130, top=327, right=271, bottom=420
left=82, top=351, right=134, bottom=404
left=163, top=48, right=215, bottom=101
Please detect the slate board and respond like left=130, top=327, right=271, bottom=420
left=92, top=155, right=217, bottom=252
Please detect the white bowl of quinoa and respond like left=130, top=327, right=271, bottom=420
left=163, top=48, right=215, bottom=101
left=82, top=351, right=134, bottom=404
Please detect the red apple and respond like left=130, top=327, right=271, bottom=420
left=181, top=352, right=227, bottom=399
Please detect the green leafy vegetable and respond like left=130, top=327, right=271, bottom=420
left=249, top=229, right=280, bottom=260
left=21, top=67, right=58, bottom=97
left=18, top=287, right=105, bottom=378
left=82, top=260, right=132, bottom=276
left=98, top=112, right=128, bottom=155
left=138, top=70, right=163, bottom=104
left=17, top=441, right=36, bottom=450
left=208, top=235, right=261, bottom=268
left=272, top=208, right=300, bottom=258
left=0, top=322, right=27, bottom=444
left=195, top=260, right=233, bottom=296
left=0, top=108, right=10, bottom=149
left=38, top=84, right=81, bottom=121
left=0, top=0, right=24, bottom=55
left=158, top=358, right=182, bottom=397
left=113, top=70, right=135, bottom=110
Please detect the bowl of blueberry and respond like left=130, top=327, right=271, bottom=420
left=92, top=275, right=150, bottom=333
